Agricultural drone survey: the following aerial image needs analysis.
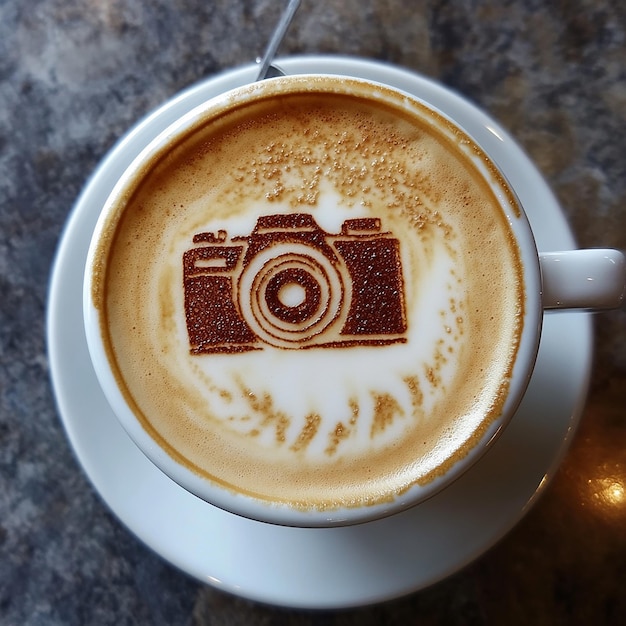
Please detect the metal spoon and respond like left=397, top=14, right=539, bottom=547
left=256, top=0, right=301, bottom=80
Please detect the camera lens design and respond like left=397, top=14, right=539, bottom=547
left=264, top=268, right=321, bottom=324
left=238, top=243, right=350, bottom=349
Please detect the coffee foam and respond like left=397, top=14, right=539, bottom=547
left=93, top=86, right=524, bottom=509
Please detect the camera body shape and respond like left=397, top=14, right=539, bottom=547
left=183, top=213, right=407, bottom=352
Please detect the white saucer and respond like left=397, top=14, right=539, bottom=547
left=47, top=56, right=592, bottom=609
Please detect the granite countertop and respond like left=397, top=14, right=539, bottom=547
left=1, top=1, right=625, bottom=624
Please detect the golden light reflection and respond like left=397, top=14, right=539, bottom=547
left=588, top=477, right=626, bottom=509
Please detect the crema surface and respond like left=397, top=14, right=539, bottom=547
left=92, top=82, right=524, bottom=510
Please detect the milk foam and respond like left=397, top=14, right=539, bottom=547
left=96, top=89, right=524, bottom=508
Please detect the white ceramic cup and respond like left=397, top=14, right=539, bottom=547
left=83, top=73, right=625, bottom=527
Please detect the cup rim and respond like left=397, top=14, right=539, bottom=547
left=83, top=73, right=543, bottom=527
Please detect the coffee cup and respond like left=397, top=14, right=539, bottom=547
left=83, top=74, right=625, bottom=527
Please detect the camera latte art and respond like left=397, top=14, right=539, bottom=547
left=183, top=213, right=407, bottom=352
left=91, top=78, right=525, bottom=511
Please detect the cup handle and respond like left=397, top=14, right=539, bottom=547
left=540, top=249, right=626, bottom=310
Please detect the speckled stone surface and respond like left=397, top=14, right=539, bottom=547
left=1, top=1, right=625, bottom=624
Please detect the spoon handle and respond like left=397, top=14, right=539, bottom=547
left=256, top=0, right=301, bottom=81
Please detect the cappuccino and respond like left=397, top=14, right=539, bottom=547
left=91, top=77, right=524, bottom=511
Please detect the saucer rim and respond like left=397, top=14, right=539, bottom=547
left=47, top=54, right=593, bottom=609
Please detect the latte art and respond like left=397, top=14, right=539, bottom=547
left=92, top=79, right=524, bottom=510
left=183, top=213, right=407, bottom=352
